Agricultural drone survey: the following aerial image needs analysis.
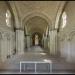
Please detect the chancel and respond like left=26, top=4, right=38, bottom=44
left=0, top=1, right=75, bottom=74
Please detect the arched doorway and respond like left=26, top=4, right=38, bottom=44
left=23, top=13, right=51, bottom=49
left=35, top=34, right=39, bottom=45
left=32, top=32, right=42, bottom=46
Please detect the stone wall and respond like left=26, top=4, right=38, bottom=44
left=0, top=30, right=15, bottom=61
left=58, top=1, right=75, bottom=63
left=0, top=1, right=15, bottom=62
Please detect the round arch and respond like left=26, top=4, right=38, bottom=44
left=26, top=16, right=49, bottom=35
left=6, top=1, right=20, bottom=29
left=31, top=32, right=42, bottom=46
left=22, top=11, right=52, bottom=33
left=55, top=1, right=67, bottom=30
left=68, top=31, right=75, bottom=41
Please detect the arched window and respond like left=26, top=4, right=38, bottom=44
left=6, top=10, right=11, bottom=27
left=61, top=12, right=67, bottom=28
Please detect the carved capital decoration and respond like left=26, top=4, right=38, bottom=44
left=68, top=31, right=75, bottom=41
left=2, top=32, right=6, bottom=40
left=58, top=34, right=66, bottom=41
left=15, top=28, right=24, bottom=31
left=4, top=33, right=10, bottom=40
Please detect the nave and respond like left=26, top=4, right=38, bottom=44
left=0, top=1, right=75, bottom=74
left=0, top=46, right=75, bottom=74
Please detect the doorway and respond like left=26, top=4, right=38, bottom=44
left=32, top=32, right=42, bottom=46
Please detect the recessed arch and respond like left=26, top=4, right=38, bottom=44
left=22, top=11, right=52, bottom=31
left=22, top=12, right=52, bottom=36
left=31, top=32, right=42, bottom=46
left=26, top=16, right=49, bottom=34
left=55, top=1, right=67, bottom=30
left=68, top=31, right=75, bottom=41
left=6, top=1, right=20, bottom=29
left=29, top=27, right=43, bottom=36
left=5, top=2, right=15, bottom=29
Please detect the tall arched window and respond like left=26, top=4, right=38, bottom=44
left=6, top=10, right=11, bottom=27
left=61, top=12, right=67, bottom=28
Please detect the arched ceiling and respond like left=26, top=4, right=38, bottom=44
left=26, top=16, right=48, bottom=35
left=9, top=1, right=62, bottom=27
left=8, top=1, right=66, bottom=34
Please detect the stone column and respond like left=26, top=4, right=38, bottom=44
left=0, top=32, right=15, bottom=61
left=26, top=35, right=31, bottom=50
left=49, top=30, right=57, bottom=56
left=16, top=29, right=24, bottom=54
left=45, top=37, right=48, bottom=49
left=7, top=34, right=11, bottom=57
left=24, top=36, right=27, bottom=49
left=43, top=36, right=46, bottom=49
left=41, top=38, right=44, bottom=47
left=1, top=33, right=8, bottom=61
left=11, top=33, right=16, bottom=55
left=66, top=40, right=71, bottom=62
left=0, top=33, right=2, bottom=61
left=42, top=34, right=44, bottom=47
left=47, top=35, right=50, bottom=50
left=66, top=36, right=73, bottom=62
left=7, top=33, right=15, bottom=57
left=30, top=37, right=32, bottom=47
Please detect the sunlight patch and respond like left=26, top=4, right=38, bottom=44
left=40, top=53, right=46, bottom=55
left=43, top=59, right=52, bottom=63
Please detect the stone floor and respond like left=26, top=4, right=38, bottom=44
left=0, top=46, right=75, bottom=74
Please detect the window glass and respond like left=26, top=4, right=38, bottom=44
left=61, top=12, right=67, bottom=28
left=6, top=10, right=11, bottom=27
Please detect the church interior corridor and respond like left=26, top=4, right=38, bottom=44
left=0, top=1, right=75, bottom=74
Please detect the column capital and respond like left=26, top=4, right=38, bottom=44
left=25, top=34, right=31, bottom=36
left=49, top=29, right=57, bottom=31
left=15, top=28, right=24, bottom=31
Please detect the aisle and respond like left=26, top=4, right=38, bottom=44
left=0, top=46, right=75, bottom=74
